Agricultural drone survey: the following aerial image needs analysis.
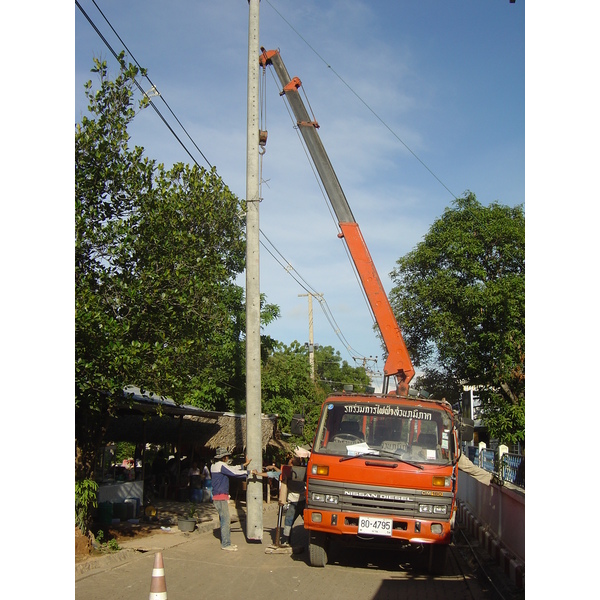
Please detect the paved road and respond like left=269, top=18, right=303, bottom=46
left=76, top=506, right=520, bottom=600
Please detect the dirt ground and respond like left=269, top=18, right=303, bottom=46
left=75, top=520, right=169, bottom=562
left=75, top=494, right=271, bottom=562
left=75, top=499, right=200, bottom=562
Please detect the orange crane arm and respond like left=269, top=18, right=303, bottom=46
left=260, top=48, right=414, bottom=394
left=338, top=222, right=415, bottom=391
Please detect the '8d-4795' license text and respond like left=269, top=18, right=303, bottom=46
left=358, top=516, right=392, bottom=536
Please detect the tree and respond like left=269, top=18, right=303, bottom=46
left=261, top=341, right=317, bottom=436
left=75, top=56, right=248, bottom=477
left=314, top=345, right=371, bottom=395
left=260, top=342, right=371, bottom=446
left=389, top=192, right=524, bottom=445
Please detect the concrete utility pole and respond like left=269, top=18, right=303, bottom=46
left=299, top=293, right=320, bottom=381
left=245, top=0, right=263, bottom=540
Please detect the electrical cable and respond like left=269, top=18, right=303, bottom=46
left=89, top=0, right=213, bottom=169
left=263, top=0, right=457, bottom=199
left=259, top=234, right=371, bottom=364
left=76, top=0, right=212, bottom=170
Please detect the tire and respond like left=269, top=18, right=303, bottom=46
left=428, top=544, right=448, bottom=575
left=308, top=531, right=328, bottom=567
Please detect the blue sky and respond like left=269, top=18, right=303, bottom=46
left=74, top=0, right=524, bottom=389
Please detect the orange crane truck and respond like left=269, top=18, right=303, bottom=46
left=260, top=48, right=474, bottom=573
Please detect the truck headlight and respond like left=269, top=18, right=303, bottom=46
left=312, top=492, right=325, bottom=502
left=419, top=504, right=447, bottom=514
left=325, top=495, right=339, bottom=504
left=432, top=476, right=451, bottom=487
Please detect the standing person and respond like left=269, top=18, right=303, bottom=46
left=202, top=461, right=212, bottom=502
left=188, top=461, right=203, bottom=503
left=280, top=457, right=306, bottom=548
left=151, top=450, right=168, bottom=497
left=251, top=464, right=280, bottom=479
left=211, top=448, right=251, bottom=552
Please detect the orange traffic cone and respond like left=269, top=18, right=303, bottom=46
left=149, top=552, right=167, bottom=600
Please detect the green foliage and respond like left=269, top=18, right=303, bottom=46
left=75, top=55, right=382, bottom=474
left=75, top=56, right=248, bottom=477
left=261, top=341, right=316, bottom=438
left=413, top=368, right=462, bottom=405
left=314, top=345, right=371, bottom=395
left=187, top=502, right=199, bottom=519
left=261, top=342, right=371, bottom=446
left=478, top=390, right=525, bottom=446
left=94, top=530, right=120, bottom=552
left=114, top=442, right=136, bottom=464
left=389, top=192, right=524, bottom=444
left=75, top=479, right=98, bottom=535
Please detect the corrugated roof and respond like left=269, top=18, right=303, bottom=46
left=104, top=386, right=280, bottom=451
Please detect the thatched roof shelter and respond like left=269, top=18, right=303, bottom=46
left=104, top=386, right=288, bottom=454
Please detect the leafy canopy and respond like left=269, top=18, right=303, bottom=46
left=261, top=342, right=372, bottom=447
left=76, top=56, right=248, bottom=474
left=389, top=192, right=524, bottom=444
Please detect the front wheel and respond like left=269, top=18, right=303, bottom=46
left=428, top=544, right=448, bottom=575
left=308, top=531, right=329, bottom=567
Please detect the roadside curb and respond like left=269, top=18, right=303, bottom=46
left=456, top=500, right=525, bottom=590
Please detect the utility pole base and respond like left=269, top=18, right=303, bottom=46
left=264, top=545, right=293, bottom=554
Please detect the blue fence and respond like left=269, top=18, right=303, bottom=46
left=481, top=448, right=495, bottom=473
left=465, top=446, right=524, bottom=489
left=501, top=453, right=525, bottom=487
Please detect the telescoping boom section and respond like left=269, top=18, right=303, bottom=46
left=259, top=48, right=414, bottom=394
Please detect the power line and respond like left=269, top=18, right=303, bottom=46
left=89, top=0, right=213, bottom=169
left=263, top=0, right=457, bottom=199
left=76, top=0, right=212, bottom=169
left=259, top=233, right=375, bottom=365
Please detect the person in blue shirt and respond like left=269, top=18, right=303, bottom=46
left=211, top=448, right=251, bottom=551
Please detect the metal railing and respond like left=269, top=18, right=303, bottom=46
left=465, top=443, right=524, bottom=489
left=500, top=452, right=525, bottom=488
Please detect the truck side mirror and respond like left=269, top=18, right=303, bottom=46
left=460, top=418, right=474, bottom=442
left=290, top=414, right=305, bottom=436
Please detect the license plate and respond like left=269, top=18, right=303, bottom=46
left=358, top=516, right=393, bottom=536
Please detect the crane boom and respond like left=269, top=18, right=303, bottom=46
left=260, top=48, right=415, bottom=394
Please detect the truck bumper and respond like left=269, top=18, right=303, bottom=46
left=303, top=508, right=453, bottom=545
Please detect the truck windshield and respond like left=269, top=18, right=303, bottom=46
left=313, top=400, right=455, bottom=465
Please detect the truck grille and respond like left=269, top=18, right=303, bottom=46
left=307, top=478, right=453, bottom=521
